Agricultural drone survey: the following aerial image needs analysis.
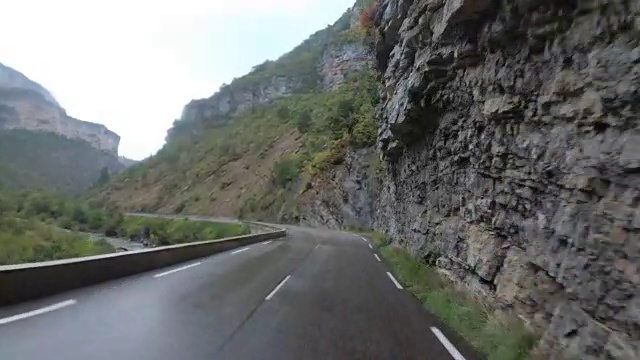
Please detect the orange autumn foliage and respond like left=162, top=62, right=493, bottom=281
left=360, top=2, right=378, bottom=30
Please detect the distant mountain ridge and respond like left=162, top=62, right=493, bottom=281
left=0, top=62, right=120, bottom=154
left=0, top=62, right=59, bottom=106
left=0, top=62, right=129, bottom=193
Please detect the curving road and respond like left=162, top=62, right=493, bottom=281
left=0, top=225, right=483, bottom=360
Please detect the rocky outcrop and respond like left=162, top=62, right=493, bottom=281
left=320, top=3, right=375, bottom=91
left=179, top=76, right=300, bottom=125
left=0, top=64, right=120, bottom=155
left=300, top=148, right=380, bottom=229
left=173, top=3, right=373, bottom=140
left=368, top=0, right=639, bottom=358
left=321, top=42, right=374, bottom=91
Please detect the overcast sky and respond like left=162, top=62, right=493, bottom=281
left=0, top=0, right=354, bottom=160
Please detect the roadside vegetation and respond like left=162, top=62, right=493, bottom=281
left=0, top=188, right=123, bottom=233
left=364, top=231, right=538, bottom=360
left=0, top=217, right=114, bottom=266
left=118, top=216, right=250, bottom=246
left=0, top=187, right=250, bottom=265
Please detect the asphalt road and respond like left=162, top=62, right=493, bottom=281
left=0, top=225, right=483, bottom=360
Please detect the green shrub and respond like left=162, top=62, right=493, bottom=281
left=272, top=156, right=301, bottom=187
left=87, top=209, right=106, bottom=231
left=295, top=110, right=313, bottom=133
left=276, top=105, right=291, bottom=120
left=69, top=204, right=89, bottom=225
left=119, top=216, right=250, bottom=246
left=0, top=217, right=115, bottom=265
left=350, top=103, right=377, bottom=147
left=239, top=196, right=259, bottom=219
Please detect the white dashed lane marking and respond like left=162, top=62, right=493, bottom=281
left=153, top=262, right=202, bottom=278
left=0, top=300, right=77, bottom=326
left=386, top=272, right=403, bottom=290
left=265, top=275, right=292, bottom=300
left=430, top=327, right=467, bottom=360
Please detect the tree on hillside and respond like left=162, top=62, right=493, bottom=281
left=95, top=167, right=110, bottom=187
left=295, top=110, right=313, bottom=133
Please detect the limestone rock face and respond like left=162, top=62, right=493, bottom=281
left=368, top=0, right=640, bottom=358
left=173, top=2, right=374, bottom=141
left=300, top=148, right=380, bottom=230
left=179, top=76, right=300, bottom=125
left=0, top=63, right=120, bottom=155
left=320, top=3, right=375, bottom=91
left=321, top=42, right=374, bottom=91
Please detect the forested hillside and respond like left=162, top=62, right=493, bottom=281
left=0, top=130, right=124, bottom=194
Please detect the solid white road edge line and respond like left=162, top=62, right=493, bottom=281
left=262, top=240, right=273, bottom=245
left=153, top=262, right=202, bottom=278
left=386, top=272, right=403, bottom=289
left=265, top=275, right=292, bottom=300
left=374, top=254, right=381, bottom=262
left=430, top=327, right=467, bottom=360
left=0, top=300, right=77, bottom=326
left=232, top=247, right=251, bottom=255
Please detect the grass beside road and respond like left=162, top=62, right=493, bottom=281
left=0, top=217, right=115, bottom=266
left=364, top=231, right=537, bottom=360
left=0, top=188, right=251, bottom=265
left=119, top=216, right=250, bottom=246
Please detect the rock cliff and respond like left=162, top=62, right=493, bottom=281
left=361, top=0, right=638, bottom=358
left=321, top=42, right=374, bottom=91
left=170, top=3, right=373, bottom=141
left=0, top=63, right=120, bottom=155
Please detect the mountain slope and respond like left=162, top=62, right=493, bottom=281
left=100, top=70, right=379, bottom=217
left=97, top=2, right=378, bottom=218
left=0, top=63, right=126, bottom=193
left=0, top=130, right=123, bottom=194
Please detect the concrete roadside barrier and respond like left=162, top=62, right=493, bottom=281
left=0, top=227, right=286, bottom=306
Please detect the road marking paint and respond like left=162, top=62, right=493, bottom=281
left=265, top=275, right=291, bottom=300
left=374, top=254, right=381, bottom=262
left=0, top=300, right=77, bottom=325
left=368, top=243, right=373, bottom=250
left=315, top=244, right=320, bottom=249
left=232, top=247, right=251, bottom=255
left=361, top=236, right=368, bottom=243
left=153, top=262, right=202, bottom=278
left=386, top=272, right=403, bottom=289
left=430, top=327, right=467, bottom=360
left=262, top=240, right=273, bottom=245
